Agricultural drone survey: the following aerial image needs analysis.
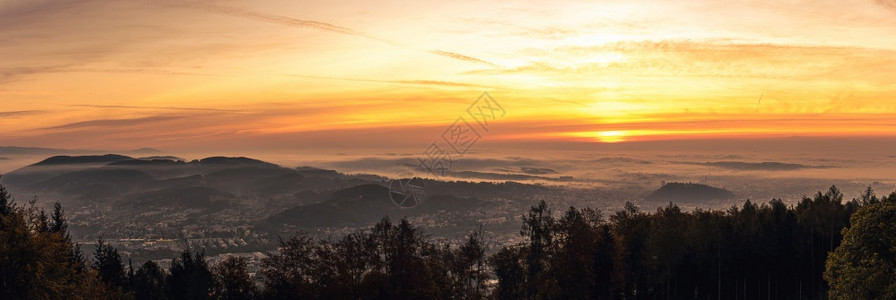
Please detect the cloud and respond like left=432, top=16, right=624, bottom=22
left=426, top=50, right=500, bottom=67
left=0, top=66, right=65, bottom=85
left=165, top=1, right=498, bottom=67
left=70, top=104, right=241, bottom=113
left=62, top=68, right=219, bottom=76
left=171, top=1, right=390, bottom=42
left=697, top=161, right=826, bottom=171
left=876, top=0, right=896, bottom=10
left=0, top=110, right=44, bottom=117
left=0, top=66, right=217, bottom=86
left=43, top=115, right=186, bottom=130
left=288, top=74, right=496, bottom=89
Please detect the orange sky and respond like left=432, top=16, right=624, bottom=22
left=2, top=0, right=896, bottom=151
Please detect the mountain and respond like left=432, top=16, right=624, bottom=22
left=32, top=154, right=133, bottom=166
left=261, top=180, right=499, bottom=230
left=264, top=184, right=394, bottom=228
left=197, top=156, right=277, bottom=167
left=128, top=186, right=234, bottom=209
left=646, top=182, right=736, bottom=203
left=0, top=155, right=135, bottom=188
left=0, top=154, right=385, bottom=212
left=0, top=153, right=561, bottom=242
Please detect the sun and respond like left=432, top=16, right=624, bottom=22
left=595, top=131, right=626, bottom=143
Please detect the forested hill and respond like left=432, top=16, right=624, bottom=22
left=646, top=182, right=737, bottom=202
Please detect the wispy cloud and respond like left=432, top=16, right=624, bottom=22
left=62, top=68, right=219, bottom=76
left=876, top=0, right=896, bottom=10
left=0, top=66, right=65, bottom=85
left=43, top=115, right=186, bottom=130
left=426, top=50, right=499, bottom=67
left=0, top=110, right=44, bottom=117
left=70, top=105, right=241, bottom=113
left=0, top=66, right=217, bottom=86
left=288, top=74, right=496, bottom=89
left=171, top=1, right=394, bottom=44
left=164, top=1, right=499, bottom=67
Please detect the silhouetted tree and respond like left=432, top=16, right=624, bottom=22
left=553, top=206, right=598, bottom=299
left=520, top=200, right=556, bottom=299
left=0, top=183, right=112, bottom=298
left=132, top=260, right=168, bottom=300
left=489, top=245, right=527, bottom=300
left=825, top=194, right=896, bottom=299
left=259, top=232, right=315, bottom=299
left=214, top=256, right=257, bottom=300
left=168, top=249, right=214, bottom=300
left=94, top=238, right=127, bottom=290
left=456, top=226, right=488, bottom=298
left=610, top=201, right=650, bottom=298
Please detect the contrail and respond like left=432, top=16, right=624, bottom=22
left=164, top=1, right=499, bottom=67
left=755, top=93, right=763, bottom=113
left=428, top=50, right=500, bottom=67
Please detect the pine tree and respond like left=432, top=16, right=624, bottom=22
left=0, top=183, right=113, bottom=299
left=168, top=249, right=215, bottom=300
left=132, top=261, right=168, bottom=300
left=94, top=238, right=127, bottom=290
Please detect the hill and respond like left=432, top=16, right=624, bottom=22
left=646, top=182, right=737, bottom=203
left=262, top=183, right=490, bottom=229
left=32, top=154, right=133, bottom=166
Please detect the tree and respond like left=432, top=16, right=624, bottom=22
left=520, top=200, right=557, bottom=298
left=456, top=226, right=488, bottom=298
left=0, top=181, right=12, bottom=217
left=825, top=199, right=896, bottom=299
left=259, top=232, right=315, bottom=299
left=795, top=185, right=855, bottom=299
left=132, top=260, right=168, bottom=300
left=610, top=201, right=650, bottom=298
left=0, top=183, right=111, bottom=299
left=310, top=232, right=376, bottom=298
left=214, top=256, right=257, bottom=300
left=382, top=218, right=443, bottom=298
left=168, top=249, right=215, bottom=300
left=94, top=238, right=127, bottom=290
left=553, top=206, right=598, bottom=299
left=50, top=202, right=68, bottom=234
left=489, top=245, right=527, bottom=300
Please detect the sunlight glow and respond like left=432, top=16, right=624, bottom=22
left=594, top=131, right=626, bottom=143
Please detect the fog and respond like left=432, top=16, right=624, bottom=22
left=3, top=137, right=895, bottom=211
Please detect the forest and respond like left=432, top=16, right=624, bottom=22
left=2, top=182, right=895, bottom=299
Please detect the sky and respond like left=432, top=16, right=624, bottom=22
left=2, top=0, right=896, bottom=153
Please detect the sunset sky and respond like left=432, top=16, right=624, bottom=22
left=2, top=0, right=896, bottom=152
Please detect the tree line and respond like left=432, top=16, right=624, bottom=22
left=3, top=181, right=895, bottom=299
left=491, top=186, right=873, bottom=300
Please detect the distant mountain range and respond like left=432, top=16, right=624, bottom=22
left=1, top=154, right=321, bottom=204
left=0, top=154, right=546, bottom=238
